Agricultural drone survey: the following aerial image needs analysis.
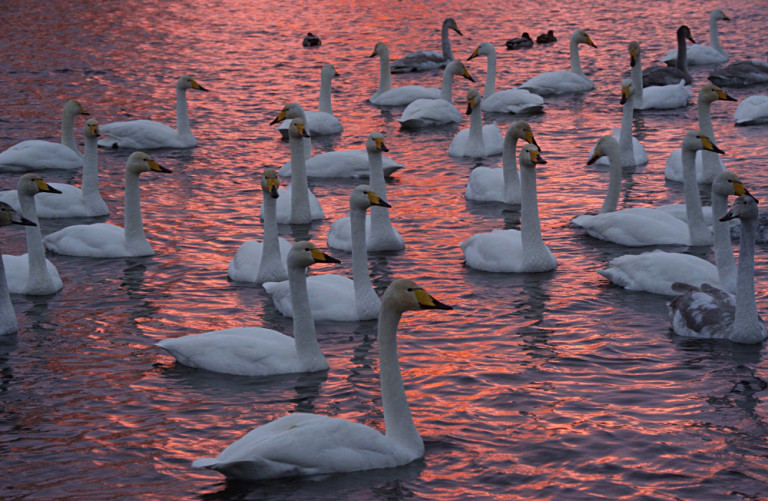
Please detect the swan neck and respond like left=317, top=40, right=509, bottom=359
left=176, top=87, right=192, bottom=137
left=349, top=206, right=373, bottom=298
left=502, top=136, right=521, bottom=203
left=732, top=215, right=763, bottom=342
left=441, top=22, right=454, bottom=60
left=676, top=30, right=689, bottom=73
left=468, top=102, right=485, bottom=155
left=520, top=163, right=545, bottom=258
left=61, top=109, right=78, bottom=153
left=440, top=67, right=454, bottom=102
left=570, top=37, right=585, bottom=76
left=256, top=193, right=285, bottom=283
left=318, top=70, right=333, bottom=114
left=681, top=147, right=709, bottom=245
left=600, top=147, right=623, bottom=214
left=377, top=49, right=392, bottom=94
left=630, top=51, right=644, bottom=106
left=484, top=51, right=497, bottom=96
left=711, top=190, right=736, bottom=293
left=288, top=263, right=324, bottom=366
left=123, top=170, right=148, bottom=249
left=710, top=15, right=724, bottom=54
left=81, top=132, right=101, bottom=202
left=619, top=97, right=634, bottom=166
left=289, top=133, right=312, bottom=223
left=19, top=192, right=50, bottom=290
left=0, top=241, right=17, bottom=335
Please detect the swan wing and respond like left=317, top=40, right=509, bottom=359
left=99, top=120, right=190, bottom=149
left=0, top=140, right=82, bottom=170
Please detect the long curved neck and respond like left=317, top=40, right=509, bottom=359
left=711, top=190, right=736, bottom=293
left=630, top=51, right=644, bottom=106
left=676, top=31, right=689, bottom=73
left=483, top=51, right=496, bottom=96
left=19, top=192, right=51, bottom=290
left=61, top=109, right=78, bottom=153
left=569, top=37, right=585, bottom=76
left=176, top=87, right=192, bottom=137
left=81, top=132, right=102, bottom=206
left=697, top=99, right=720, bottom=177
left=377, top=50, right=392, bottom=95
left=710, top=15, right=725, bottom=54
left=520, top=164, right=547, bottom=265
left=502, top=136, right=521, bottom=203
left=123, top=171, right=148, bottom=250
left=289, top=134, right=312, bottom=223
left=681, top=147, right=710, bottom=245
left=730, top=214, right=763, bottom=343
left=600, top=148, right=623, bottom=214
left=441, top=22, right=454, bottom=60
left=0, top=241, right=17, bottom=335
left=256, top=193, right=285, bottom=283
left=318, top=70, right=333, bottom=114
left=619, top=97, right=635, bottom=166
left=468, top=102, right=485, bottom=156
left=440, top=67, right=455, bottom=102
left=368, top=149, right=392, bottom=233
left=288, top=263, right=324, bottom=368
left=350, top=206, right=374, bottom=301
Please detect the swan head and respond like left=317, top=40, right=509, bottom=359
left=366, top=132, right=389, bottom=154
left=520, top=144, right=546, bottom=169
left=177, top=75, right=208, bottom=92
left=444, top=18, right=462, bottom=36
left=288, top=118, right=311, bottom=139
left=17, top=173, right=62, bottom=197
left=620, top=78, right=634, bottom=105
left=351, top=185, right=391, bottom=211
left=321, top=63, right=339, bottom=79
left=572, top=29, right=597, bottom=48
left=0, top=202, right=35, bottom=227
left=628, top=41, right=640, bottom=67
left=712, top=9, right=730, bottom=22
left=699, top=83, right=736, bottom=105
left=588, top=135, right=620, bottom=165
left=465, top=88, right=481, bottom=115
left=262, top=169, right=280, bottom=199
left=720, top=194, right=759, bottom=223
left=270, top=102, right=305, bottom=125
left=63, top=99, right=88, bottom=118
left=287, top=241, right=340, bottom=269
left=677, top=25, right=695, bottom=44
left=126, top=151, right=172, bottom=175
left=382, top=279, right=452, bottom=314
left=507, top=121, right=538, bottom=147
left=468, top=42, right=494, bottom=61
left=370, top=42, right=389, bottom=59
left=446, top=60, right=474, bottom=82
left=712, top=171, right=750, bottom=199
left=84, top=118, right=100, bottom=139
left=683, top=130, right=724, bottom=155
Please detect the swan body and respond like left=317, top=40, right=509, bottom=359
left=98, top=75, right=208, bottom=149
left=519, top=29, right=596, bottom=96
left=661, top=10, right=729, bottom=66
left=228, top=169, right=291, bottom=284
left=506, top=33, right=533, bottom=50
left=0, top=99, right=88, bottom=171
left=369, top=42, right=441, bottom=106
left=265, top=185, right=389, bottom=321
left=327, top=133, right=405, bottom=252
left=398, top=60, right=475, bottom=128
left=643, top=26, right=694, bottom=87
left=0, top=203, right=37, bottom=335
left=43, top=152, right=171, bottom=257
left=628, top=41, right=690, bottom=110
left=589, top=79, right=648, bottom=167
left=158, top=241, right=338, bottom=376
left=465, top=121, right=537, bottom=204
left=665, top=84, right=734, bottom=183
left=2, top=174, right=63, bottom=295
left=467, top=42, right=544, bottom=114
left=734, top=95, right=768, bottom=125
left=708, top=60, right=768, bottom=88
left=449, top=89, right=503, bottom=158
left=276, top=64, right=342, bottom=138
left=461, top=145, right=557, bottom=272
left=390, top=18, right=462, bottom=73
left=193, top=278, right=452, bottom=480
left=669, top=195, right=766, bottom=343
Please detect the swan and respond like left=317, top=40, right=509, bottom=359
left=2, top=174, right=63, bottom=295
left=643, top=26, right=694, bottom=87
left=597, top=171, right=748, bottom=296
left=327, top=132, right=405, bottom=252
left=158, top=241, right=338, bottom=376
left=588, top=79, right=648, bottom=167
left=0, top=203, right=37, bottom=336
left=661, top=9, right=729, bottom=66
left=193, top=278, right=452, bottom=480
left=628, top=41, right=690, bottom=110
left=506, top=33, right=533, bottom=50
left=665, top=83, right=735, bottom=183
left=269, top=118, right=324, bottom=224
left=669, top=195, right=767, bottom=343
left=43, top=152, right=172, bottom=257
left=708, top=60, right=768, bottom=88
left=536, top=31, right=557, bottom=44
left=265, top=185, right=389, bottom=321
left=0, top=99, right=88, bottom=171
left=271, top=102, right=312, bottom=160
left=397, top=60, right=475, bottom=128
left=276, top=64, right=342, bottom=139
left=390, top=17, right=462, bottom=73
left=464, top=120, right=537, bottom=204
left=227, top=169, right=292, bottom=284
left=449, top=89, right=503, bottom=158
left=98, top=75, right=208, bottom=149
left=467, top=42, right=544, bottom=114
left=734, top=95, right=768, bottom=125
left=302, top=32, right=321, bottom=47
left=572, top=132, right=722, bottom=246
left=460, top=144, right=557, bottom=273
left=368, top=42, right=441, bottom=106
left=0, top=119, right=110, bottom=218
left=519, top=29, right=597, bottom=96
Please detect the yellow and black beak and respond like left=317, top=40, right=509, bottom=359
left=270, top=108, right=288, bottom=125
left=367, top=190, right=391, bottom=208
left=375, top=137, right=389, bottom=152
left=620, top=84, right=631, bottom=105
left=310, top=248, right=341, bottom=264
left=700, top=135, right=725, bottom=155
left=414, top=288, right=453, bottom=310
left=36, top=179, right=62, bottom=194
left=149, top=159, right=173, bottom=174
left=529, top=148, right=547, bottom=165
left=468, top=46, right=480, bottom=61
left=191, top=79, right=208, bottom=92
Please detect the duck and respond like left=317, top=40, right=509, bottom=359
left=520, top=29, right=597, bottom=96
left=43, top=152, right=171, bottom=257
left=665, top=83, right=735, bottom=183
left=0, top=99, right=88, bottom=171
left=669, top=195, right=766, bottom=344
left=265, top=185, right=389, bottom=321
left=628, top=41, right=691, bottom=110
left=661, top=9, right=729, bottom=66
left=192, top=278, right=452, bottom=480
left=708, top=59, right=768, bottom=88
left=227, top=169, right=292, bottom=284
left=327, top=132, right=405, bottom=252
left=449, top=89, right=503, bottom=158
left=390, top=17, right=462, bottom=73
left=588, top=79, right=648, bottom=168
left=0, top=203, right=37, bottom=336
left=506, top=33, right=533, bottom=50
left=1, top=174, right=63, bottom=295
left=461, top=144, right=557, bottom=272
left=158, top=241, right=338, bottom=376
left=464, top=120, right=538, bottom=204
left=368, top=42, right=441, bottom=106
left=467, top=42, right=544, bottom=114
left=734, top=95, right=768, bottom=125
left=275, top=64, right=342, bottom=139
left=536, top=30, right=557, bottom=44
left=302, top=32, right=321, bottom=47
left=643, top=26, right=694, bottom=87
left=0, top=119, right=109, bottom=219
left=397, top=60, right=475, bottom=128
left=98, top=75, right=208, bottom=149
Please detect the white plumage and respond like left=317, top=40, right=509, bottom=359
left=397, top=60, right=475, bottom=128
left=520, top=29, right=597, bottom=96
left=449, top=89, right=503, bottom=158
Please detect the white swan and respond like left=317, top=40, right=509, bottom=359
left=265, top=185, right=389, bottom=321
left=228, top=169, right=292, bottom=284
left=708, top=60, right=768, bottom=87
left=193, top=278, right=452, bottom=480
left=519, top=29, right=597, bottom=96
left=2, top=174, right=63, bottom=295
left=0, top=119, right=110, bottom=218
left=597, top=171, right=748, bottom=296
left=588, top=79, right=648, bottom=167
left=669, top=195, right=767, bottom=343
left=628, top=41, right=690, bottom=110
left=0, top=99, right=88, bottom=171
left=98, top=75, right=208, bottom=149
left=390, top=17, right=462, bottom=73
left=397, top=60, right=475, bottom=128
left=368, top=42, right=441, bottom=106
left=467, top=42, right=544, bottom=114
left=643, top=26, right=694, bottom=87
left=0, top=203, right=37, bottom=335
left=43, top=152, right=171, bottom=257
left=276, top=63, right=342, bottom=138
left=665, top=83, right=734, bottom=183
left=464, top=120, right=537, bottom=204
left=158, top=241, right=339, bottom=376
left=734, top=95, right=768, bottom=125
left=461, top=144, right=557, bottom=272
left=449, top=89, right=503, bottom=158
left=661, top=9, right=729, bottom=66
left=327, top=132, right=405, bottom=252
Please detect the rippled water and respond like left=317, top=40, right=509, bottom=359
left=1, top=0, right=768, bottom=499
